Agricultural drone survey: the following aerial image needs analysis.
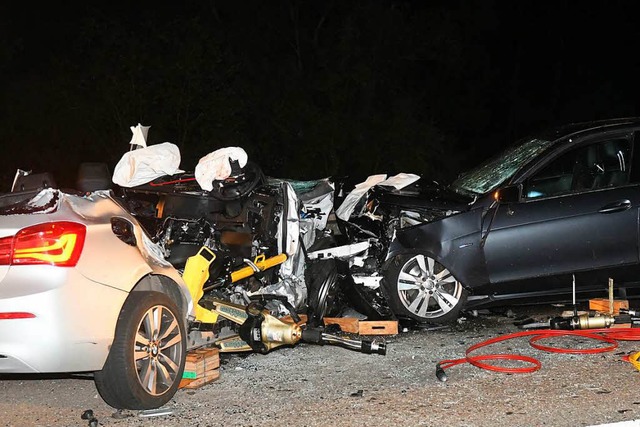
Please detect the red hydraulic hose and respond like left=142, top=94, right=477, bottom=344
left=436, top=328, right=640, bottom=381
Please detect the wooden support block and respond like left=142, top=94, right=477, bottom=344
left=186, top=347, right=219, bottom=363
left=323, top=317, right=360, bottom=333
left=179, top=378, right=193, bottom=388
left=184, top=348, right=219, bottom=375
left=180, top=347, right=220, bottom=389
left=180, top=369, right=220, bottom=389
left=358, top=320, right=398, bottom=335
left=184, top=358, right=220, bottom=378
left=589, top=298, right=629, bottom=315
left=283, top=314, right=398, bottom=336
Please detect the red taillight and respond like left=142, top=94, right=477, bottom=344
left=0, top=222, right=86, bottom=267
left=0, top=235, right=12, bottom=265
left=0, top=312, right=36, bottom=319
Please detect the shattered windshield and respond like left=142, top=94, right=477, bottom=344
left=450, top=138, right=553, bottom=195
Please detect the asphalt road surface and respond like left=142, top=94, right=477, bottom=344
left=2, top=304, right=640, bottom=427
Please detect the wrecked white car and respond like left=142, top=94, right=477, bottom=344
left=0, top=183, right=194, bottom=410
left=106, top=129, right=389, bottom=326
left=114, top=147, right=399, bottom=325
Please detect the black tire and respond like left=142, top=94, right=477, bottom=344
left=305, top=259, right=340, bottom=327
left=382, top=252, right=467, bottom=324
left=94, top=291, right=187, bottom=409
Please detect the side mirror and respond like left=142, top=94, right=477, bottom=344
left=494, top=184, right=522, bottom=204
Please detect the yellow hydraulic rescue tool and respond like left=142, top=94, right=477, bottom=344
left=230, top=253, right=288, bottom=283
left=182, top=246, right=386, bottom=355
left=182, top=246, right=288, bottom=324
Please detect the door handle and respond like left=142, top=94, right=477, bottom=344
left=598, top=199, right=631, bottom=214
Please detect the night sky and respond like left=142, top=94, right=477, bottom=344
left=2, top=1, right=640, bottom=190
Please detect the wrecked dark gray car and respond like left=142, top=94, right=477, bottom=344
left=345, top=118, right=640, bottom=323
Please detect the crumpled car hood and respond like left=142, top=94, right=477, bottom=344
left=373, top=181, right=473, bottom=214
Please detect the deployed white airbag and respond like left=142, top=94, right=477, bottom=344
left=112, top=142, right=184, bottom=188
left=335, top=173, right=420, bottom=221
left=335, top=174, right=387, bottom=221
left=195, top=147, right=249, bottom=191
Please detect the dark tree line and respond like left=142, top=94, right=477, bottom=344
left=2, top=1, right=639, bottom=189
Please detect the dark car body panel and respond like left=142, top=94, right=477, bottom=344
left=485, top=186, right=639, bottom=284
left=389, top=207, right=488, bottom=288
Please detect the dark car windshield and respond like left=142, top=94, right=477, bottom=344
left=450, top=138, right=553, bottom=195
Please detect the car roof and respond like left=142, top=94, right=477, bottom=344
left=536, top=117, right=640, bottom=142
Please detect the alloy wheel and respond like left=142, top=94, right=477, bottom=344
left=133, top=304, right=184, bottom=396
left=396, top=254, right=463, bottom=319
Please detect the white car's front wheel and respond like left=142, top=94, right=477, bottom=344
left=94, top=291, right=186, bottom=409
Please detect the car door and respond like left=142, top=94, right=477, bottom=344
left=483, top=133, right=640, bottom=286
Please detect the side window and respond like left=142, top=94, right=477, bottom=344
left=524, top=137, right=632, bottom=199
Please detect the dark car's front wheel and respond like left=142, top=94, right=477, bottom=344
left=383, top=253, right=467, bottom=324
left=94, top=291, right=187, bottom=409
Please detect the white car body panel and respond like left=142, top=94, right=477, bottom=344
left=0, top=189, right=193, bottom=373
left=0, top=266, right=128, bottom=372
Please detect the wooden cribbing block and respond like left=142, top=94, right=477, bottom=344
left=184, top=348, right=220, bottom=377
left=323, top=317, right=360, bottom=333
left=323, top=318, right=398, bottom=335
left=358, top=320, right=398, bottom=335
left=281, top=314, right=397, bottom=335
left=180, top=369, right=220, bottom=389
left=589, top=298, right=629, bottom=315
left=179, top=347, right=220, bottom=389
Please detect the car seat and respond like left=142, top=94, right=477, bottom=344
left=592, top=140, right=629, bottom=189
left=76, top=162, right=111, bottom=192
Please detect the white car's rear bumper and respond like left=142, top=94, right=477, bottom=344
left=0, top=265, right=128, bottom=373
